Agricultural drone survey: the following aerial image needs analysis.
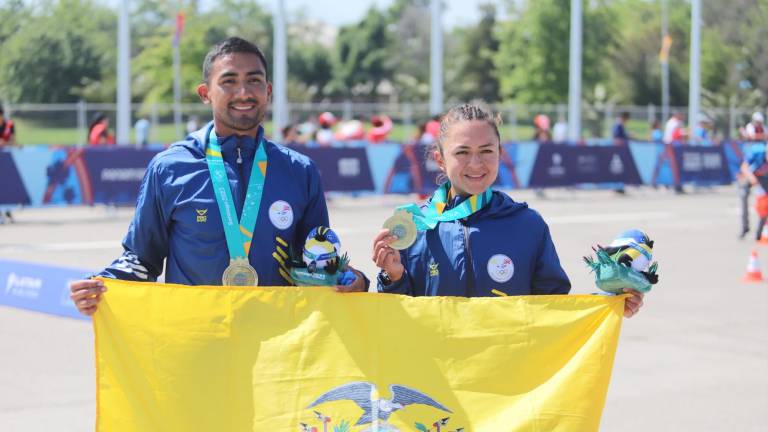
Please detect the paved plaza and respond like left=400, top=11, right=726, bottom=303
left=1, top=186, right=766, bottom=431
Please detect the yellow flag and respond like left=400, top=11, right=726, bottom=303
left=94, top=279, right=624, bottom=431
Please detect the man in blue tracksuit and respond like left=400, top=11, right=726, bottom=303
left=95, top=123, right=328, bottom=286
left=377, top=191, right=570, bottom=297
left=70, top=37, right=366, bottom=315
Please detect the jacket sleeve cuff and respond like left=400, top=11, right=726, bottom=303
left=377, top=270, right=410, bottom=294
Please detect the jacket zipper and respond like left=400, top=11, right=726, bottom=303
left=462, top=220, right=476, bottom=297
left=235, top=136, right=246, bottom=207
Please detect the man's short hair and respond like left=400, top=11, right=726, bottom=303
left=202, top=37, right=268, bottom=83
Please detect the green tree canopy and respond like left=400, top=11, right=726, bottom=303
left=0, top=0, right=116, bottom=103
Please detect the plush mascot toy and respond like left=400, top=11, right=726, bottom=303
left=288, top=226, right=357, bottom=286
left=584, top=229, right=659, bottom=294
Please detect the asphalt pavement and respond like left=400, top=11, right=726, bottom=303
left=1, top=185, right=766, bottom=431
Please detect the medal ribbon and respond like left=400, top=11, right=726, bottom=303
left=397, top=181, right=492, bottom=230
left=206, top=128, right=267, bottom=260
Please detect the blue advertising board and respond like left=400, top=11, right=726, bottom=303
left=528, top=145, right=642, bottom=187
left=0, top=259, right=91, bottom=320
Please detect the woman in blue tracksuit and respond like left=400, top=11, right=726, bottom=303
left=372, top=104, right=644, bottom=317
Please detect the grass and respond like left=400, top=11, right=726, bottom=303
left=10, top=118, right=656, bottom=146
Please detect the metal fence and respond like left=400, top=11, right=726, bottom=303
left=3, top=101, right=763, bottom=146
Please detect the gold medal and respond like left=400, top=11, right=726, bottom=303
left=383, top=210, right=417, bottom=250
left=222, top=257, right=258, bottom=286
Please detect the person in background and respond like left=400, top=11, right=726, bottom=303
left=612, top=112, right=631, bottom=145
left=134, top=117, right=151, bottom=147
left=0, top=106, right=18, bottom=223
left=422, top=115, right=441, bottom=144
left=367, top=114, right=393, bottom=144
left=186, top=115, right=200, bottom=135
left=533, top=114, right=551, bottom=143
left=281, top=123, right=302, bottom=146
left=315, top=111, right=336, bottom=146
left=737, top=112, right=767, bottom=238
left=88, top=113, right=115, bottom=145
left=650, top=120, right=663, bottom=143
left=740, top=143, right=768, bottom=240
left=663, top=112, right=686, bottom=145
left=0, top=107, right=17, bottom=148
left=335, top=116, right=366, bottom=142
left=691, top=114, right=713, bottom=145
left=552, top=116, right=568, bottom=144
left=740, top=112, right=766, bottom=141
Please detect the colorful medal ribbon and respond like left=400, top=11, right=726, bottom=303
left=205, top=128, right=267, bottom=261
left=397, top=181, right=493, bottom=230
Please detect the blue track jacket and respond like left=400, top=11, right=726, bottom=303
left=378, top=191, right=571, bottom=297
left=98, top=123, right=329, bottom=286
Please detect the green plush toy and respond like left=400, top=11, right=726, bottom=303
left=584, top=229, right=659, bottom=294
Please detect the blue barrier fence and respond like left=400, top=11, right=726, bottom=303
left=0, top=259, right=90, bottom=320
left=0, top=141, right=743, bottom=206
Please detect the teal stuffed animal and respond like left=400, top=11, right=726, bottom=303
left=584, top=229, right=659, bottom=294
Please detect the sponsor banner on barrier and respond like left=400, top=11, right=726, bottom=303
left=529, top=145, right=642, bottom=187
left=0, top=142, right=750, bottom=206
left=289, top=146, right=375, bottom=191
left=384, top=144, right=442, bottom=194
left=673, top=145, right=731, bottom=184
left=82, top=148, right=157, bottom=204
left=0, top=151, right=31, bottom=205
left=0, top=259, right=90, bottom=320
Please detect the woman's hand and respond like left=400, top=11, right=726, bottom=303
left=372, top=228, right=405, bottom=283
left=623, top=288, right=645, bottom=318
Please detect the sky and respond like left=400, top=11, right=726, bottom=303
left=103, top=0, right=510, bottom=30
left=279, top=0, right=494, bottom=28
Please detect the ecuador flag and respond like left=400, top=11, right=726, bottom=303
left=94, top=279, right=624, bottom=431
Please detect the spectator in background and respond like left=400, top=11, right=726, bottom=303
left=134, top=117, right=151, bottom=147
left=88, top=113, right=115, bottom=145
left=552, top=116, right=568, bottom=144
left=367, top=114, right=393, bottom=143
left=612, top=112, right=631, bottom=145
left=335, top=116, right=366, bottom=142
left=650, top=120, right=663, bottom=143
left=315, top=111, right=336, bottom=146
left=0, top=107, right=17, bottom=148
left=691, top=114, right=713, bottom=145
left=0, top=107, right=17, bottom=223
left=663, top=112, right=686, bottom=144
left=421, top=116, right=441, bottom=145
left=740, top=143, right=768, bottom=239
left=296, top=117, right=317, bottom=143
left=281, top=123, right=302, bottom=145
left=533, top=114, right=551, bottom=143
left=185, top=115, right=200, bottom=135
left=741, top=112, right=766, bottom=141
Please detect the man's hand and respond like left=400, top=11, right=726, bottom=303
left=70, top=279, right=106, bottom=316
left=334, top=267, right=367, bottom=293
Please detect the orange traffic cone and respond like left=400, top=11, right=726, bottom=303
left=743, top=250, right=764, bottom=282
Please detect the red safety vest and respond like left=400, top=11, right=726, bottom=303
left=0, top=120, right=14, bottom=141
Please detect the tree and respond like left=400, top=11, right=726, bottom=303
left=495, top=0, right=618, bottom=104
left=384, top=0, right=432, bottom=102
left=605, top=0, right=689, bottom=106
left=131, top=0, right=273, bottom=110
left=446, top=3, right=500, bottom=103
left=287, top=21, right=334, bottom=102
left=330, top=7, right=392, bottom=99
left=0, top=0, right=116, bottom=103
